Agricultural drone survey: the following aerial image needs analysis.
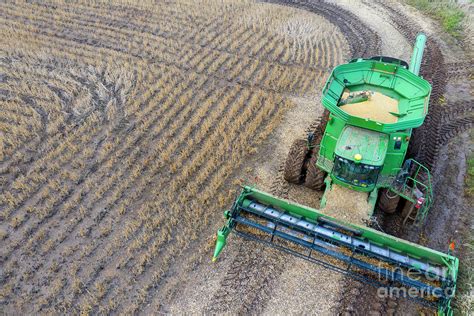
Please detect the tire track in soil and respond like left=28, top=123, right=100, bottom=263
left=263, top=0, right=381, bottom=58
left=368, top=0, right=471, bottom=172
left=439, top=100, right=474, bottom=124
left=206, top=1, right=380, bottom=313
left=0, top=66, right=168, bottom=264
left=335, top=1, right=473, bottom=315
left=446, top=62, right=474, bottom=81
left=0, top=58, right=107, bottom=191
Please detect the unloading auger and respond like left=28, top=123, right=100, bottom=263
left=213, top=34, right=459, bottom=315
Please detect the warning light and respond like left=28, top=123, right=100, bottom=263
left=415, top=197, right=425, bottom=209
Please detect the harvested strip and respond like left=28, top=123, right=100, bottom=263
left=320, top=184, right=370, bottom=225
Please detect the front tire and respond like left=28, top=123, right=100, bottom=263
left=304, top=152, right=326, bottom=190
left=284, top=139, right=309, bottom=184
left=377, top=188, right=400, bottom=213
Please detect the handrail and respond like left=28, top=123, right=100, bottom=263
left=391, top=159, right=433, bottom=224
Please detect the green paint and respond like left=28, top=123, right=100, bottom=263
left=409, top=33, right=427, bottom=76
left=316, top=34, right=433, bottom=217
left=321, top=61, right=431, bottom=133
left=335, top=126, right=388, bottom=166
left=367, top=188, right=379, bottom=217
left=214, top=186, right=458, bottom=277
left=212, top=226, right=230, bottom=262
left=412, top=263, right=422, bottom=270
left=213, top=185, right=457, bottom=314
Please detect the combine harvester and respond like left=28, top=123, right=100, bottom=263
left=213, top=34, right=458, bottom=315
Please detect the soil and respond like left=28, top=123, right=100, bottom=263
left=159, top=8, right=345, bottom=312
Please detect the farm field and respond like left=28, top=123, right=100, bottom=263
left=1, top=0, right=472, bottom=315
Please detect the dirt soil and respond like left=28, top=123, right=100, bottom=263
left=159, top=7, right=347, bottom=313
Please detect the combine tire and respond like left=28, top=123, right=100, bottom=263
left=304, top=152, right=326, bottom=190
left=284, top=139, right=309, bottom=184
left=316, top=109, right=330, bottom=135
left=303, top=110, right=330, bottom=190
left=377, top=188, right=400, bottom=213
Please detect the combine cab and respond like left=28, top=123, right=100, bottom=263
left=213, top=34, right=458, bottom=315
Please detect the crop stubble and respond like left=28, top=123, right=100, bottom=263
left=2, top=0, right=469, bottom=314
left=204, top=1, right=382, bottom=314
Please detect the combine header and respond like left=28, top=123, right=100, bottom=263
left=213, top=34, right=459, bottom=314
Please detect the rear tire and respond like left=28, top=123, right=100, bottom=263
left=284, top=110, right=330, bottom=186
left=315, top=109, right=330, bottom=136
left=303, top=110, right=330, bottom=190
left=378, top=188, right=400, bottom=213
left=284, top=139, right=309, bottom=184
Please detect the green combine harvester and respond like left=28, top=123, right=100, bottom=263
left=213, top=34, right=458, bottom=315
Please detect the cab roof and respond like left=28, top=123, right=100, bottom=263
left=335, top=125, right=388, bottom=166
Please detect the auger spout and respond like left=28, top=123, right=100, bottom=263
left=409, top=33, right=427, bottom=76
